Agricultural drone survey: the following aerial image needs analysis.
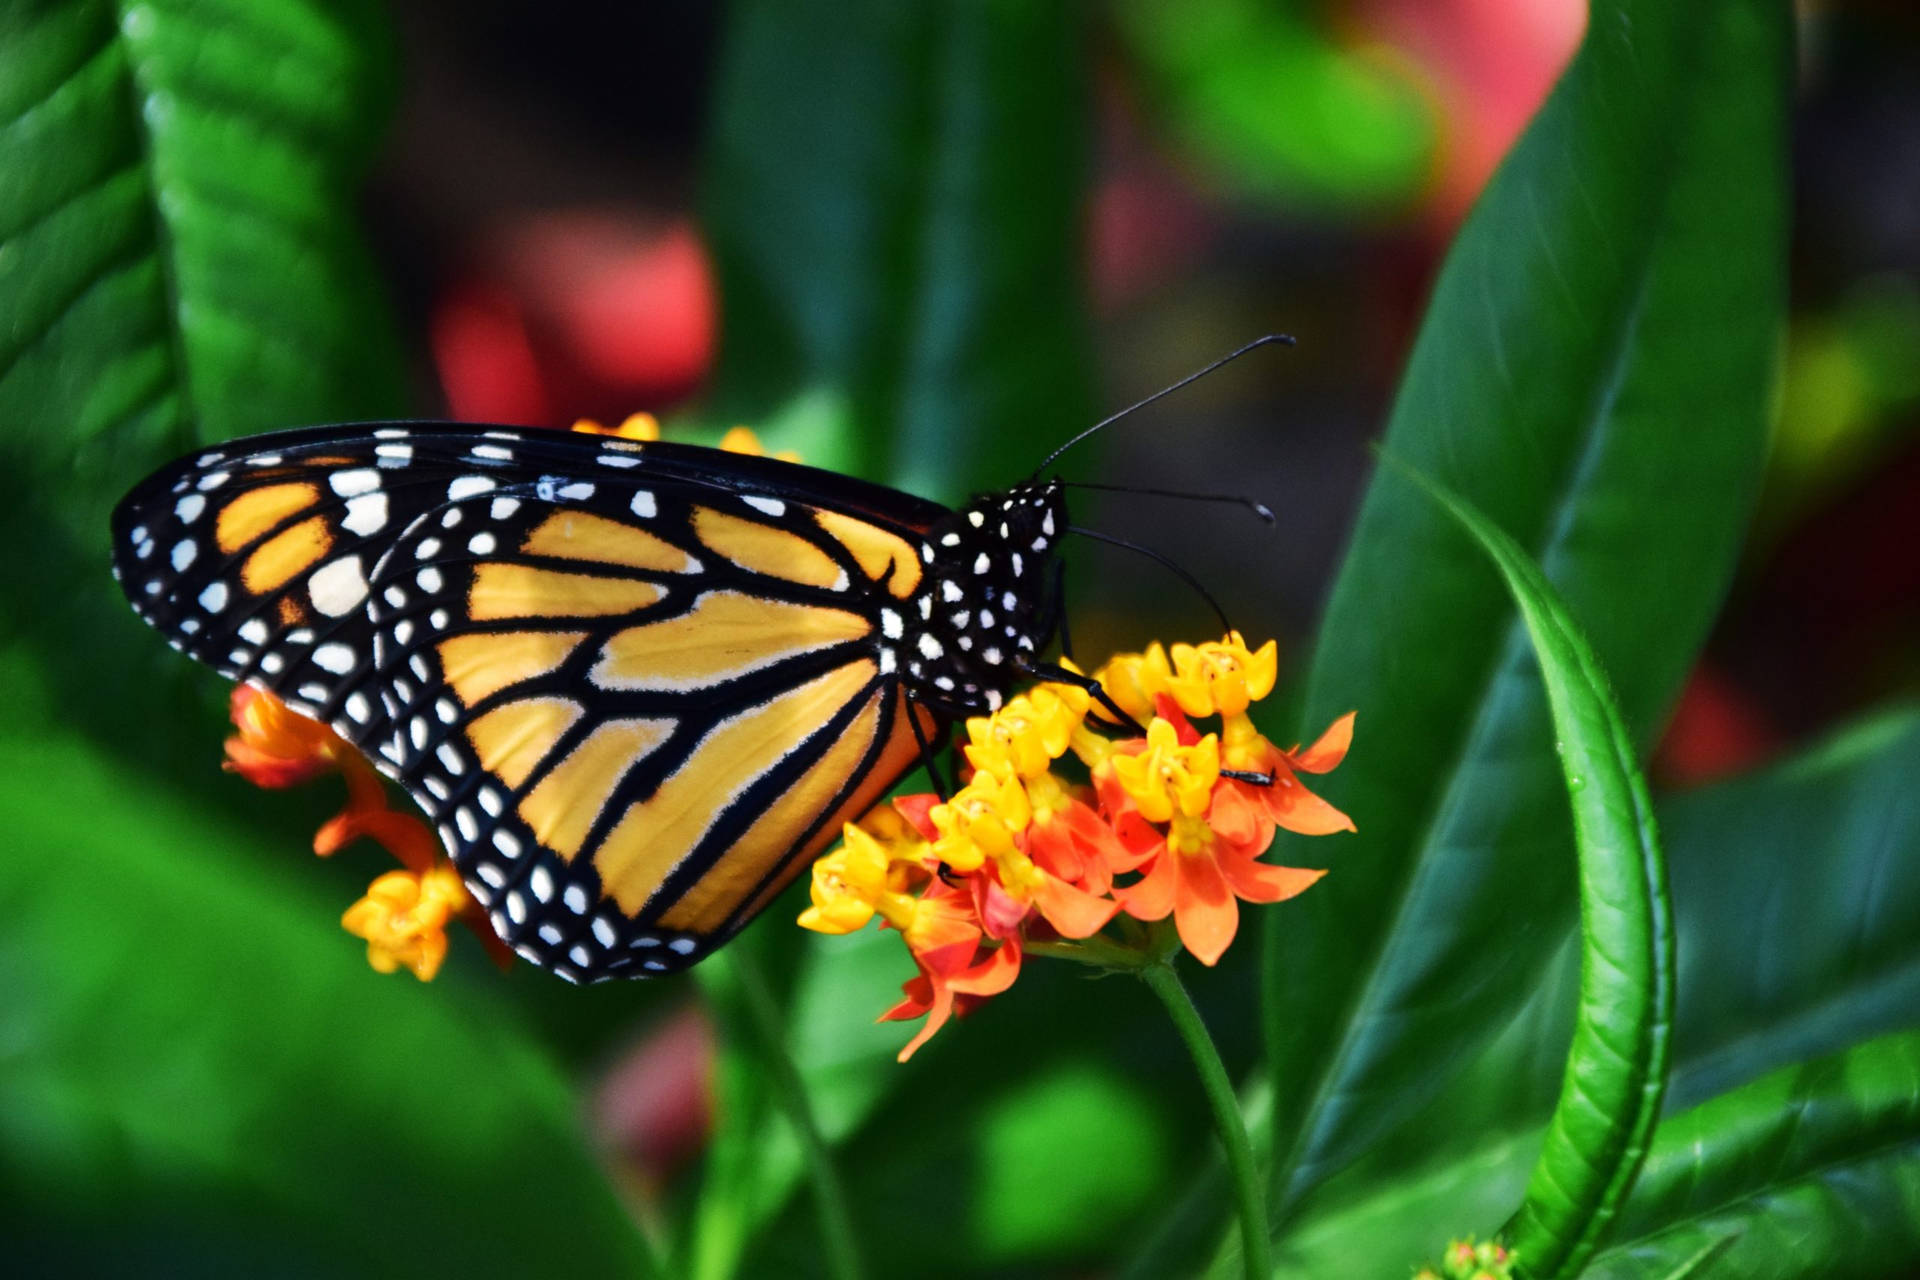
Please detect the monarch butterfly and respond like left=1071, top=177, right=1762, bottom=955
left=109, top=340, right=1287, bottom=984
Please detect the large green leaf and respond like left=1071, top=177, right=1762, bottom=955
left=1660, top=707, right=1920, bottom=1111
left=1585, top=1030, right=1920, bottom=1279
left=1268, top=704, right=1920, bottom=1274
left=1410, top=468, right=1673, bottom=1278
left=0, top=0, right=405, bottom=760
left=702, top=0, right=1092, bottom=500
left=1264, top=0, right=1788, bottom=1214
left=0, top=657, right=655, bottom=1277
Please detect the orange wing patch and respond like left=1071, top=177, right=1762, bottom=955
left=813, top=509, right=923, bottom=598
left=470, top=564, right=664, bottom=621
left=693, top=507, right=844, bottom=589
left=591, top=590, right=870, bottom=692
left=242, top=516, right=333, bottom=594
left=728, top=691, right=937, bottom=928
left=216, top=482, right=319, bottom=553
left=656, top=687, right=883, bottom=933
left=466, top=696, right=585, bottom=790
left=519, top=717, right=674, bottom=858
left=523, top=511, right=693, bottom=574
left=591, top=659, right=878, bottom=912
left=439, top=630, right=585, bottom=706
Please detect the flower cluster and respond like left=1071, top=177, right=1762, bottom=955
left=800, top=633, right=1355, bottom=1060
left=1414, top=1238, right=1518, bottom=1280
left=224, top=683, right=508, bottom=979
left=221, top=416, right=792, bottom=979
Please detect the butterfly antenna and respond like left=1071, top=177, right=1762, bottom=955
left=1060, top=480, right=1275, bottom=525
left=1066, top=525, right=1234, bottom=635
left=1029, top=333, right=1296, bottom=481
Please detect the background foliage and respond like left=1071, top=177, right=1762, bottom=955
left=3, top=0, right=1916, bottom=1276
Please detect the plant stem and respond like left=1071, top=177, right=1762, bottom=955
left=730, top=952, right=865, bottom=1280
left=1139, top=960, right=1272, bottom=1280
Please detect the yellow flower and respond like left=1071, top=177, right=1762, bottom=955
left=718, top=425, right=801, bottom=463
left=1109, top=718, right=1220, bottom=823
left=927, top=771, right=1032, bottom=873
left=1164, top=631, right=1278, bottom=718
left=798, top=824, right=896, bottom=934
left=962, top=683, right=1090, bottom=782
left=1093, top=643, right=1174, bottom=723
left=571, top=412, right=662, bottom=440
left=341, top=864, right=472, bottom=981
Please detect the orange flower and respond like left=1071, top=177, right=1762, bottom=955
left=1113, top=814, right=1325, bottom=966
left=801, top=636, right=1355, bottom=1055
left=1212, top=712, right=1358, bottom=844
left=341, top=864, right=472, bottom=981
left=222, top=684, right=510, bottom=975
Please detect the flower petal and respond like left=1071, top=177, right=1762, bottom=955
left=1219, top=856, right=1326, bottom=905
left=1266, top=773, right=1357, bottom=835
left=1291, top=711, right=1355, bottom=774
left=1031, top=873, right=1120, bottom=939
left=1172, top=851, right=1239, bottom=966
left=1113, top=845, right=1177, bottom=921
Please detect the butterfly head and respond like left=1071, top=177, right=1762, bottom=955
left=895, top=479, right=1066, bottom=715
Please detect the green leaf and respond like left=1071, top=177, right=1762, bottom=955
left=1584, top=1030, right=1920, bottom=1279
left=1265, top=0, right=1789, bottom=1215
left=0, top=0, right=405, bottom=755
left=1406, top=465, right=1673, bottom=1278
left=1269, top=702, right=1920, bottom=1275
left=0, top=663, right=656, bottom=1277
left=1659, top=706, right=1920, bottom=1110
left=703, top=0, right=1093, bottom=500
left=1113, top=0, right=1435, bottom=209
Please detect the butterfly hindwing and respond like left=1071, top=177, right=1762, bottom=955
left=112, top=423, right=948, bottom=980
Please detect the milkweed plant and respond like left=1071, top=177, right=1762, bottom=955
left=8, top=1, right=1909, bottom=1279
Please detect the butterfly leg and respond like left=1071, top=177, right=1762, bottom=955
left=906, top=700, right=954, bottom=802
left=1017, top=658, right=1146, bottom=737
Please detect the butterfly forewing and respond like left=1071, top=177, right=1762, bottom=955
left=112, top=424, right=949, bottom=980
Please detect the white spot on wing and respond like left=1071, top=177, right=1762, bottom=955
left=447, top=475, right=495, bottom=502
left=309, top=556, right=369, bottom=617
left=341, top=492, right=388, bottom=536
left=312, top=643, right=355, bottom=674
left=330, top=469, right=380, bottom=497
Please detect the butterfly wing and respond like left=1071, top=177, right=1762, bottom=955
left=112, top=423, right=947, bottom=980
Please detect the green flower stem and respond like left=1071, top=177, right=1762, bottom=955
left=1140, top=960, right=1273, bottom=1280
left=729, top=952, right=865, bottom=1280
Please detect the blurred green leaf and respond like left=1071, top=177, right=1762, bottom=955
left=1113, top=0, right=1435, bottom=209
left=1584, top=1030, right=1920, bottom=1279
left=1265, top=0, right=1788, bottom=1217
left=0, top=0, right=405, bottom=759
left=0, top=661, right=655, bottom=1278
left=1269, top=703, right=1920, bottom=1274
left=703, top=0, right=1093, bottom=500
left=1659, top=707, right=1920, bottom=1109
left=1407, top=465, right=1673, bottom=1278
left=689, top=926, right=909, bottom=1280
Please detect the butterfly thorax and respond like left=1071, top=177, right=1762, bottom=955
left=892, top=480, right=1066, bottom=716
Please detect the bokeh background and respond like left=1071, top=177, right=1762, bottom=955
left=368, top=0, right=1919, bottom=779
left=2, top=0, right=1916, bottom=1275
